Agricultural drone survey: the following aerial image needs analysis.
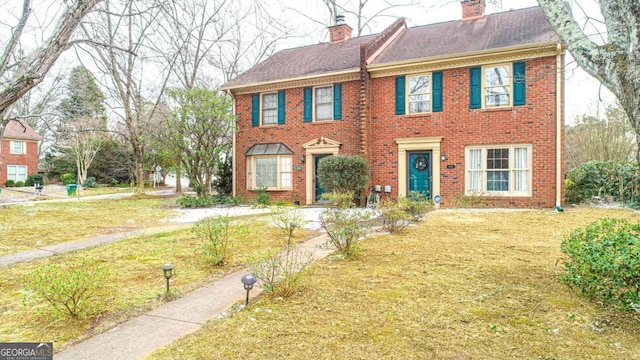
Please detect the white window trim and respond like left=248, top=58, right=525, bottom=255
left=465, top=144, right=532, bottom=197
left=246, top=155, right=293, bottom=191
left=406, top=72, right=432, bottom=114
left=10, top=141, right=27, bottom=155
left=7, top=165, right=28, bottom=182
left=313, top=85, right=334, bottom=122
left=482, top=63, right=512, bottom=109
left=260, top=92, right=278, bottom=126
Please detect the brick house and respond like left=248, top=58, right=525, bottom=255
left=0, top=119, right=43, bottom=185
left=221, top=0, right=565, bottom=208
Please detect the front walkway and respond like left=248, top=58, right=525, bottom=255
left=55, top=234, right=330, bottom=360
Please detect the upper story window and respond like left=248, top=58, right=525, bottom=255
left=303, top=84, right=342, bottom=122
left=10, top=141, right=26, bottom=154
left=251, top=91, right=285, bottom=127
left=466, top=144, right=531, bottom=197
left=395, top=72, right=442, bottom=115
left=483, top=64, right=511, bottom=108
left=261, top=93, right=278, bottom=125
left=470, top=62, right=526, bottom=109
left=314, top=86, right=334, bottom=121
left=408, top=74, right=431, bottom=114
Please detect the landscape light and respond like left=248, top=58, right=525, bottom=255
left=241, top=273, right=257, bottom=305
left=161, top=263, right=175, bottom=293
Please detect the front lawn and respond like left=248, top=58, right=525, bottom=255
left=0, top=216, right=316, bottom=350
left=147, top=207, right=640, bottom=359
left=0, top=197, right=175, bottom=255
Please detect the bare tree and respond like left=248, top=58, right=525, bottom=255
left=0, top=0, right=103, bottom=119
left=537, top=0, right=640, bottom=163
left=80, top=0, right=173, bottom=192
left=566, top=104, right=637, bottom=171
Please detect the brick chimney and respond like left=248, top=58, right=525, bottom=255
left=461, top=0, right=486, bottom=21
left=329, top=14, right=352, bottom=42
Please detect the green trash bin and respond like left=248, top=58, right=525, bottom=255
left=66, top=184, right=77, bottom=196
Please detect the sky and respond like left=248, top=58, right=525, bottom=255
left=1, top=0, right=616, bottom=124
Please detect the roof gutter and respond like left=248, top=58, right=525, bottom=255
left=220, top=69, right=360, bottom=94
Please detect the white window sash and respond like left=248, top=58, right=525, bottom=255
left=466, top=145, right=531, bottom=196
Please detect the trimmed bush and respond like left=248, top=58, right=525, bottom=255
left=566, top=161, right=640, bottom=204
left=5, top=180, right=15, bottom=187
left=25, top=174, right=44, bottom=187
left=83, top=177, right=98, bottom=188
left=561, top=218, right=640, bottom=311
left=317, top=155, right=369, bottom=198
left=61, top=173, right=77, bottom=185
left=15, top=181, right=25, bottom=187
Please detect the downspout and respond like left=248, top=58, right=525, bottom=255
left=226, top=89, right=237, bottom=198
left=555, top=42, right=564, bottom=211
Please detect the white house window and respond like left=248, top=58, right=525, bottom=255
left=315, top=86, right=333, bottom=121
left=408, top=74, right=431, bottom=113
left=245, top=142, right=294, bottom=191
left=465, top=144, right=531, bottom=196
left=10, top=141, right=26, bottom=154
left=261, top=93, right=278, bottom=125
left=7, top=165, right=27, bottom=182
left=483, top=64, right=511, bottom=108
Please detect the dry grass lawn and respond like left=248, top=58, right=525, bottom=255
left=0, top=197, right=175, bottom=255
left=147, top=206, right=640, bottom=360
left=0, top=216, right=316, bottom=350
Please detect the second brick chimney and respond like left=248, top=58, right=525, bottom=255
left=461, top=0, right=486, bottom=21
left=329, top=14, right=353, bottom=42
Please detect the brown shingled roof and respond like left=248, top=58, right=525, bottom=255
left=2, top=119, right=43, bottom=141
left=221, top=35, right=376, bottom=89
left=370, top=6, right=558, bottom=65
left=221, top=6, right=558, bottom=89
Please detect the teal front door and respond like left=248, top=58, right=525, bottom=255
left=408, top=151, right=432, bottom=198
left=315, top=155, right=329, bottom=202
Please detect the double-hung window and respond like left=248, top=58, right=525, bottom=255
left=484, top=64, right=511, bottom=108
left=10, top=141, right=26, bottom=154
left=466, top=144, right=531, bottom=196
left=7, top=165, right=27, bottom=182
left=261, top=93, right=278, bottom=125
left=314, top=86, right=333, bottom=121
left=408, top=74, right=431, bottom=113
left=245, top=143, right=293, bottom=191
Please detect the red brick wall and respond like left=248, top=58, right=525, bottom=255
left=369, top=56, right=563, bottom=208
left=234, top=56, right=564, bottom=208
left=235, top=80, right=362, bottom=203
left=0, top=139, right=40, bottom=184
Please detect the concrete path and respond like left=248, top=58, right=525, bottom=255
left=56, top=234, right=331, bottom=360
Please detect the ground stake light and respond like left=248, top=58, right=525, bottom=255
left=241, top=273, right=257, bottom=305
left=161, top=263, right=175, bottom=293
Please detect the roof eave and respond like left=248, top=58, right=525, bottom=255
left=220, top=68, right=360, bottom=94
left=368, top=41, right=562, bottom=77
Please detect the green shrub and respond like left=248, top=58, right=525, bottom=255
left=377, top=199, right=412, bottom=234
left=317, top=155, right=369, bottom=201
left=214, top=156, right=232, bottom=196
left=193, top=216, right=242, bottom=266
left=561, top=218, right=640, bottom=311
left=15, top=181, right=25, bottom=187
left=320, top=208, right=375, bottom=259
left=566, top=161, right=640, bottom=204
left=249, top=246, right=313, bottom=297
left=61, top=173, right=77, bottom=185
left=83, top=177, right=98, bottom=188
left=25, top=174, right=44, bottom=187
left=399, top=192, right=434, bottom=221
left=253, top=186, right=270, bottom=206
left=5, top=180, right=15, bottom=187
left=321, top=191, right=355, bottom=208
left=23, top=259, right=112, bottom=318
